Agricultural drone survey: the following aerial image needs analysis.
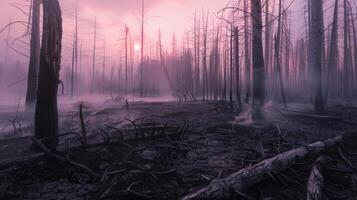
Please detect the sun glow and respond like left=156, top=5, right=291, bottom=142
left=134, top=43, right=141, bottom=51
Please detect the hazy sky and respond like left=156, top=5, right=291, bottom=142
left=0, top=0, right=312, bottom=71
left=0, top=0, right=231, bottom=67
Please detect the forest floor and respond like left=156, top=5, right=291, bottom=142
left=1, top=98, right=357, bottom=200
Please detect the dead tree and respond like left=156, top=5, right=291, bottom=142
left=140, top=0, right=145, bottom=96
left=264, top=0, right=272, bottom=94
left=274, top=0, right=287, bottom=109
left=125, top=26, right=129, bottom=95
left=92, top=17, right=97, bottom=91
left=34, top=0, right=63, bottom=148
left=325, top=0, right=339, bottom=100
left=229, top=22, right=233, bottom=108
left=25, top=0, right=41, bottom=110
left=202, top=11, right=209, bottom=101
left=234, top=26, right=242, bottom=109
left=251, top=0, right=265, bottom=120
left=244, top=0, right=251, bottom=103
left=309, top=0, right=324, bottom=114
left=71, top=35, right=75, bottom=97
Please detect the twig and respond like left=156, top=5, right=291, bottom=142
left=79, top=104, right=87, bottom=145
left=337, top=147, right=356, bottom=171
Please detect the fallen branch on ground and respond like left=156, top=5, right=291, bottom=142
left=182, top=130, right=356, bottom=200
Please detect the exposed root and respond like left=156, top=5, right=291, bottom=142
left=182, top=130, right=356, bottom=200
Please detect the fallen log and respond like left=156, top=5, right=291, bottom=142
left=182, top=130, right=356, bottom=200
left=307, top=156, right=330, bottom=200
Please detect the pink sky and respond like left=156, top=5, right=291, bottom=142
left=0, top=0, right=309, bottom=70
left=0, top=0, right=230, bottom=67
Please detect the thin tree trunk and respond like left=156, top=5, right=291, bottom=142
left=92, top=17, right=97, bottom=91
left=230, top=23, right=233, bottom=109
left=244, top=0, right=251, bottom=103
left=125, top=26, right=129, bottom=95
left=235, top=27, right=242, bottom=109
left=140, top=0, right=144, bottom=96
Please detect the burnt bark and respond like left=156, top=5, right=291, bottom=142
left=309, top=0, right=324, bottom=114
left=34, top=0, right=63, bottom=148
left=25, top=0, right=41, bottom=110
left=251, top=0, right=265, bottom=120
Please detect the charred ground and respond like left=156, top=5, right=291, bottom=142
left=0, top=100, right=357, bottom=200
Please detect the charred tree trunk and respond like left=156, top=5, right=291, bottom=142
left=325, top=0, right=339, bottom=100
left=92, top=17, right=97, bottom=91
left=34, top=0, right=63, bottom=148
left=309, top=0, right=325, bottom=115
left=251, top=0, right=265, bottom=120
left=234, top=27, right=242, bottom=109
left=244, top=0, right=251, bottom=103
left=25, top=0, right=41, bottom=110
left=274, top=0, right=287, bottom=109
left=140, top=0, right=145, bottom=96
left=229, top=23, right=233, bottom=109
left=125, top=26, right=129, bottom=95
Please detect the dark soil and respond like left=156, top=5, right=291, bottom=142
left=1, top=101, right=357, bottom=200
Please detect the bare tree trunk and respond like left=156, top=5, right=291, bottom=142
left=309, top=0, right=324, bottom=114
left=102, top=40, right=106, bottom=93
left=235, top=27, right=242, bottom=109
left=274, top=0, right=287, bottom=109
left=244, top=0, right=251, bottom=103
left=251, top=0, right=266, bottom=120
left=140, top=0, right=145, bottom=96
left=325, top=0, right=339, bottom=100
left=352, top=7, right=357, bottom=92
left=229, top=23, right=233, bottom=109
left=25, top=0, right=41, bottom=110
left=202, top=11, right=208, bottom=101
left=74, top=0, right=78, bottom=96
left=34, top=0, right=63, bottom=148
left=92, top=17, right=97, bottom=91
left=70, top=36, right=75, bottom=97
left=223, top=34, right=227, bottom=101
left=125, top=26, right=129, bottom=95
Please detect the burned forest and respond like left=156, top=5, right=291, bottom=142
left=1, top=0, right=357, bottom=199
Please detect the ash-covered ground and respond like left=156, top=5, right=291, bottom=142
left=1, top=97, right=357, bottom=200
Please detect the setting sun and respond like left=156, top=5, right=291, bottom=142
left=134, top=43, right=141, bottom=51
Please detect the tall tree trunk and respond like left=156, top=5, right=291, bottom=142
left=309, top=0, right=324, bottom=114
left=125, top=26, right=128, bottom=95
left=251, top=0, right=266, bottom=120
left=140, top=0, right=145, bottom=96
left=325, top=0, right=339, bottom=100
left=92, top=17, right=97, bottom=91
left=230, top=23, right=233, bottom=109
left=235, top=27, right=242, bottom=109
left=25, top=0, right=41, bottom=110
left=223, top=33, right=227, bottom=101
left=70, top=36, right=75, bottom=97
left=274, top=0, right=287, bottom=109
left=244, top=0, right=251, bottom=103
left=34, top=0, right=63, bottom=148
